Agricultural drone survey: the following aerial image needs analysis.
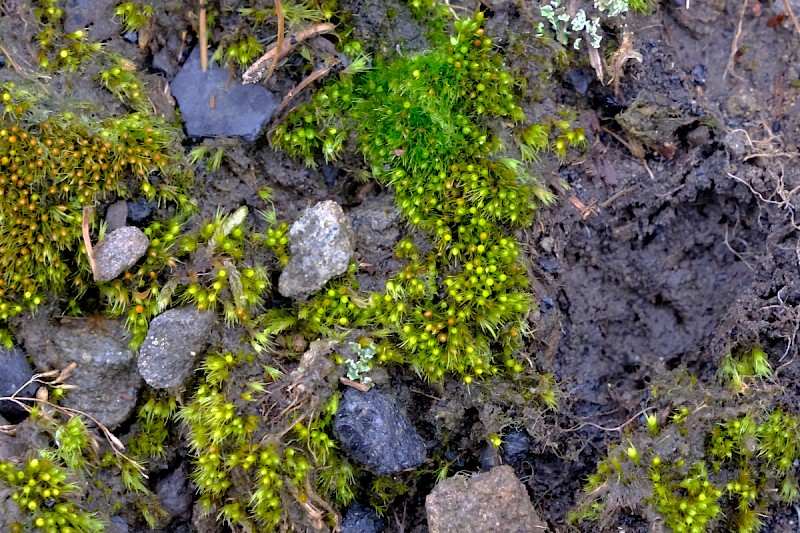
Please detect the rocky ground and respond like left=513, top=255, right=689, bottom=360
left=1, top=0, right=800, bottom=532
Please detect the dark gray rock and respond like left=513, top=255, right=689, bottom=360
left=0, top=414, right=29, bottom=462
left=105, top=200, right=129, bottom=232
left=17, top=317, right=142, bottom=429
left=63, top=0, right=119, bottom=41
left=171, top=47, right=279, bottom=140
left=156, top=463, right=193, bottom=521
left=426, top=465, right=547, bottom=533
left=278, top=201, right=355, bottom=301
left=349, top=195, right=401, bottom=265
left=137, top=307, right=216, bottom=390
left=333, top=387, right=426, bottom=475
left=127, top=198, right=152, bottom=222
left=501, top=429, right=531, bottom=466
left=0, top=346, right=37, bottom=420
left=340, top=502, right=385, bottom=533
left=93, top=226, right=150, bottom=282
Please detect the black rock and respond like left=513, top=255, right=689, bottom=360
left=567, top=68, right=592, bottom=96
left=340, top=502, right=385, bottom=533
left=156, top=463, right=194, bottom=522
left=501, top=429, right=531, bottom=465
left=0, top=347, right=37, bottom=421
left=127, top=198, right=152, bottom=222
left=334, top=387, right=426, bottom=475
left=170, top=47, right=279, bottom=141
left=122, top=31, right=138, bottom=44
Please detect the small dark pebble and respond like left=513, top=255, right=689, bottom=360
left=501, top=429, right=531, bottom=465
left=691, top=63, right=707, bottom=87
left=322, top=164, right=339, bottom=188
left=479, top=444, right=503, bottom=471
left=566, top=68, right=592, bottom=96
left=122, top=31, right=138, bottom=44
left=540, top=297, right=555, bottom=310
left=340, top=502, right=385, bottom=533
left=127, top=198, right=152, bottom=222
left=772, top=121, right=781, bottom=134
left=538, top=257, right=559, bottom=274
left=0, top=55, right=6, bottom=69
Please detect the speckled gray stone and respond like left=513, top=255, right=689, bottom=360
left=171, top=47, right=279, bottom=140
left=93, top=226, right=150, bottom=282
left=333, top=387, right=426, bottom=475
left=278, top=201, right=355, bottom=301
left=17, top=317, right=142, bottom=429
left=426, top=465, right=548, bottom=533
left=137, top=307, right=216, bottom=390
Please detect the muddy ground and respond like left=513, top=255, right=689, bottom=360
left=3, top=0, right=800, bottom=531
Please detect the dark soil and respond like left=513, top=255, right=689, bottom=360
left=3, top=0, right=800, bottom=532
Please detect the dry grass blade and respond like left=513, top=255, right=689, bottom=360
left=199, top=0, right=208, bottom=72
left=242, top=22, right=336, bottom=84
left=261, top=0, right=285, bottom=85
left=273, top=57, right=340, bottom=118
left=82, top=206, right=98, bottom=281
left=784, top=0, right=800, bottom=35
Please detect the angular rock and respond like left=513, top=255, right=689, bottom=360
left=171, top=47, right=279, bottom=140
left=349, top=195, right=400, bottom=265
left=17, top=317, right=142, bottom=429
left=63, top=0, right=119, bottom=41
left=278, top=201, right=355, bottom=301
left=105, top=200, right=129, bottom=232
left=333, top=387, right=425, bottom=475
left=340, top=502, right=385, bottom=533
left=425, top=465, right=548, bottom=533
left=137, top=307, right=216, bottom=390
left=0, top=414, right=29, bottom=462
left=93, top=226, right=150, bottom=282
left=156, top=463, right=194, bottom=522
left=0, top=346, right=37, bottom=421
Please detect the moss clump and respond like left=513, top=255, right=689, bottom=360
left=571, top=347, right=800, bottom=533
left=1, top=454, right=104, bottom=533
left=273, top=12, right=565, bottom=382
left=179, top=350, right=356, bottom=530
left=0, top=83, right=191, bottom=325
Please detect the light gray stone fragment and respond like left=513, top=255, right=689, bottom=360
left=137, top=307, right=216, bottom=390
left=278, top=200, right=355, bottom=301
left=171, top=47, right=279, bottom=140
left=426, top=465, right=548, bottom=533
left=93, top=226, right=150, bottom=282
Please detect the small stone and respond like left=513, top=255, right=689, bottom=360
left=723, top=130, right=749, bottom=159
left=105, top=200, right=129, bottom=232
left=501, top=429, right=531, bottom=465
left=340, top=502, right=385, bottom=533
left=426, top=465, right=547, bottom=533
left=137, top=307, right=216, bottom=390
left=171, top=47, right=279, bottom=140
left=0, top=346, right=37, bottom=421
left=334, top=387, right=426, bottom=475
left=93, top=226, right=150, bottom=282
left=17, top=317, right=142, bottom=429
left=63, top=0, right=119, bottom=40
left=156, top=463, right=194, bottom=522
left=127, top=198, right=152, bottom=222
left=279, top=201, right=356, bottom=301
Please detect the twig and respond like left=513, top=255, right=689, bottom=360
left=783, top=0, right=800, bottom=35
left=261, top=0, right=285, bottom=85
left=242, top=22, right=336, bottom=84
left=199, top=0, right=208, bottom=72
left=273, top=57, right=340, bottom=118
left=723, top=0, right=748, bottom=81
left=0, top=42, right=21, bottom=71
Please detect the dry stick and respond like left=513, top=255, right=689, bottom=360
left=784, top=0, right=800, bottom=35
left=242, top=22, right=336, bottom=84
left=199, top=0, right=208, bottom=72
left=723, top=0, right=748, bottom=81
left=0, top=42, right=21, bottom=71
left=273, top=57, right=340, bottom=118
left=261, top=0, right=285, bottom=85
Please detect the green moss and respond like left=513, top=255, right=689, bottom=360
left=572, top=348, right=800, bottom=532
